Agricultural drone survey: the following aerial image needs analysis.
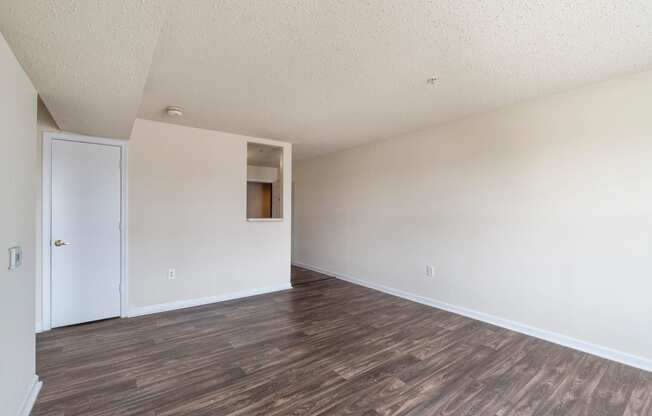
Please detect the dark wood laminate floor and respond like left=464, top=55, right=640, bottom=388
left=292, top=265, right=335, bottom=286
left=34, top=269, right=652, bottom=416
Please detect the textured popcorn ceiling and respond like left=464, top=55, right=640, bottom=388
left=0, top=0, right=171, bottom=139
left=2, top=1, right=652, bottom=158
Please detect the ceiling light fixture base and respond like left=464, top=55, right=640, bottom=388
left=166, top=106, right=183, bottom=117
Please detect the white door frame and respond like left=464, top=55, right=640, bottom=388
left=41, top=131, right=128, bottom=331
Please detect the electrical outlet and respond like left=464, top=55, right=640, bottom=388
left=168, top=268, right=176, bottom=280
left=425, top=265, right=434, bottom=277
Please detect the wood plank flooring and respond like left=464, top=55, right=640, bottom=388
left=292, top=265, right=335, bottom=286
left=34, top=267, right=652, bottom=415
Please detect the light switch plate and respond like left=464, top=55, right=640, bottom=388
left=8, top=246, right=22, bottom=270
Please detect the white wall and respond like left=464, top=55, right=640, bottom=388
left=128, top=119, right=292, bottom=311
left=0, top=33, right=38, bottom=415
left=294, top=70, right=652, bottom=368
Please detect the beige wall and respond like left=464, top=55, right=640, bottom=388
left=247, top=165, right=278, bottom=183
left=0, top=33, right=38, bottom=414
left=128, top=119, right=292, bottom=310
left=35, top=118, right=292, bottom=323
left=294, top=70, right=652, bottom=366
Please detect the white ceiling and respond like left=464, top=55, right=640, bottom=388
left=2, top=1, right=652, bottom=159
left=0, top=1, right=170, bottom=139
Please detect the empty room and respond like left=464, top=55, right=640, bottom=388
left=1, top=1, right=651, bottom=415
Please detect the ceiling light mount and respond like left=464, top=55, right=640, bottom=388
left=166, top=106, right=183, bottom=117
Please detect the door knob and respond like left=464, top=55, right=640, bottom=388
left=53, top=240, right=71, bottom=247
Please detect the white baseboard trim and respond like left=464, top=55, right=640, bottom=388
left=127, top=283, right=293, bottom=318
left=292, top=261, right=652, bottom=372
left=35, top=322, right=42, bottom=333
left=17, top=375, right=42, bottom=416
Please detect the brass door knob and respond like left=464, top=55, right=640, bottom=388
left=53, top=240, right=71, bottom=247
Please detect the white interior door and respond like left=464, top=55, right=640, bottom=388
left=51, top=139, right=122, bottom=328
